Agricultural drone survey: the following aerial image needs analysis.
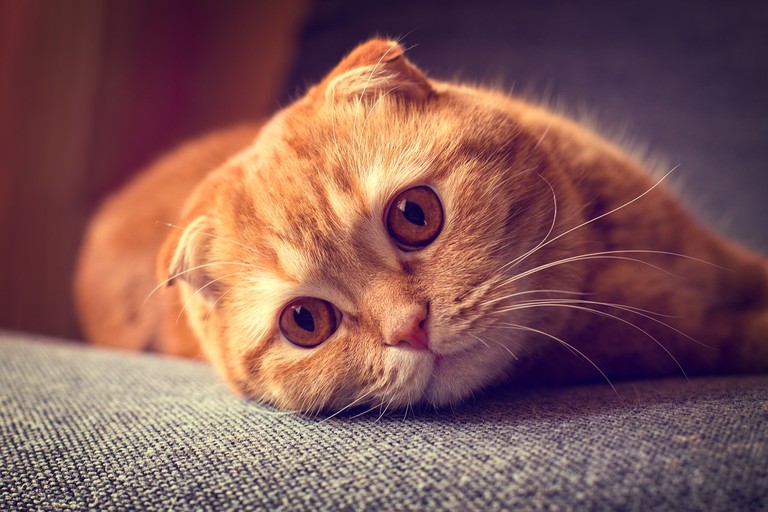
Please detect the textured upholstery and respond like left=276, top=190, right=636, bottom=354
left=2, top=332, right=766, bottom=510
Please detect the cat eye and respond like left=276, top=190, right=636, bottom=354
left=385, top=186, right=444, bottom=251
left=279, top=297, right=339, bottom=348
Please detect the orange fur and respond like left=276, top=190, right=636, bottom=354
left=75, top=39, right=768, bottom=412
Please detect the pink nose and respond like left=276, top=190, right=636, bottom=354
left=388, top=304, right=430, bottom=351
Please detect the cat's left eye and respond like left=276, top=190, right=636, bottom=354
left=385, top=186, right=444, bottom=251
left=279, top=297, right=339, bottom=348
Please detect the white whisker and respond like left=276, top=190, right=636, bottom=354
left=350, top=401, right=383, bottom=419
left=203, top=287, right=234, bottom=331
left=481, top=288, right=590, bottom=307
left=510, top=166, right=680, bottom=271
left=500, top=322, right=618, bottom=395
left=500, top=302, right=689, bottom=379
left=353, top=39, right=403, bottom=134
left=500, top=297, right=672, bottom=318
left=175, top=271, right=247, bottom=323
left=375, top=394, right=397, bottom=423
left=315, top=389, right=376, bottom=425
left=142, top=261, right=256, bottom=310
left=500, top=298, right=714, bottom=349
left=471, top=333, right=518, bottom=361
left=499, top=251, right=697, bottom=289
left=533, top=119, right=552, bottom=149
left=361, top=84, right=405, bottom=133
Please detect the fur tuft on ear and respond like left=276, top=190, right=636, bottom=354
left=316, top=38, right=433, bottom=103
left=158, top=216, right=217, bottom=299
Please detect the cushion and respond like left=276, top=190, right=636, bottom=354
left=1, top=331, right=766, bottom=510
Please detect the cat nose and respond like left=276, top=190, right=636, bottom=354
left=387, top=304, right=430, bottom=351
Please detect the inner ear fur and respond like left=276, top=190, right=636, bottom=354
left=158, top=215, right=216, bottom=299
left=315, top=38, right=433, bottom=103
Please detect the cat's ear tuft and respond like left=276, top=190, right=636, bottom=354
left=158, top=216, right=215, bottom=299
left=316, top=38, right=433, bottom=103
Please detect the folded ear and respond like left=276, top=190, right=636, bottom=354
left=158, top=215, right=218, bottom=301
left=315, top=38, right=433, bottom=103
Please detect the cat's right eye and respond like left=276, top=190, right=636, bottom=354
left=279, top=297, right=339, bottom=348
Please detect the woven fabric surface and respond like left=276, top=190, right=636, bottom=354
left=1, top=332, right=767, bottom=511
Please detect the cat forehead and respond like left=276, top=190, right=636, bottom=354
left=238, top=149, right=421, bottom=285
left=236, top=100, right=448, bottom=234
left=222, top=88, right=522, bottom=283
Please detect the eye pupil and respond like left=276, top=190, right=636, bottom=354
left=399, top=199, right=426, bottom=226
left=293, top=306, right=315, bottom=332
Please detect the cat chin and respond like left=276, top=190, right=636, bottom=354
left=377, top=336, right=513, bottom=408
left=378, top=348, right=435, bottom=407
left=422, top=346, right=511, bottom=408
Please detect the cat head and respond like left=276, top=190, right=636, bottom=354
left=159, top=39, right=579, bottom=412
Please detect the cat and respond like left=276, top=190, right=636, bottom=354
left=74, top=39, right=768, bottom=414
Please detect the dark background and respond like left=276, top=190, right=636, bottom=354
left=1, top=0, right=766, bottom=340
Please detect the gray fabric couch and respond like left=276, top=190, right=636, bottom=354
left=2, top=331, right=766, bottom=510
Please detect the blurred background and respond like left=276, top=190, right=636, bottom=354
left=1, top=0, right=766, bottom=341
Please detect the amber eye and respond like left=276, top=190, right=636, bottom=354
left=385, top=186, right=444, bottom=251
left=279, top=297, right=338, bottom=348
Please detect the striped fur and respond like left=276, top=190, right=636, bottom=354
left=76, top=39, right=768, bottom=413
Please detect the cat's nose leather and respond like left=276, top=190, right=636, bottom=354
left=387, top=304, right=430, bottom=351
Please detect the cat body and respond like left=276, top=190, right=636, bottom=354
left=75, top=40, right=768, bottom=412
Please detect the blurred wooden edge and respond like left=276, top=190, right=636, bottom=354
left=0, top=0, right=310, bottom=339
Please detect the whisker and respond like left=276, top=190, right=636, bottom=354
left=353, top=38, right=404, bottom=134
left=502, top=298, right=714, bottom=349
left=480, top=288, right=590, bottom=307
left=471, top=333, right=518, bottom=361
left=500, top=322, right=618, bottom=395
left=533, top=119, right=553, bottom=149
left=350, top=401, right=383, bottom=419
left=203, top=287, right=234, bottom=331
left=509, top=165, right=680, bottom=271
left=175, top=271, right=247, bottom=323
left=490, top=171, right=559, bottom=278
left=501, top=302, right=689, bottom=379
left=402, top=391, right=413, bottom=421
left=361, top=84, right=405, bottom=133
left=499, top=251, right=699, bottom=289
left=500, top=297, right=674, bottom=318
left=470, top=333, right=489, bottom=348
left=399, top=31, right=419, bottom=53
left=497, top=172, right=565, bottom=274
left=142, top=260, right=256, bottom=310
left=315, top=389, right=376, bottom=425
left=375, top=395, right=397, bottom=423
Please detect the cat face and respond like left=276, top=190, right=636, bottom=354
left=162, top=40, right=583, bottom=412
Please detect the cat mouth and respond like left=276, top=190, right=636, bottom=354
left=381, top=334, right=487, bottom=408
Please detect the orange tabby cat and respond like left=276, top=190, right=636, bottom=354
left=75, top=39, right=768, bottom=413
